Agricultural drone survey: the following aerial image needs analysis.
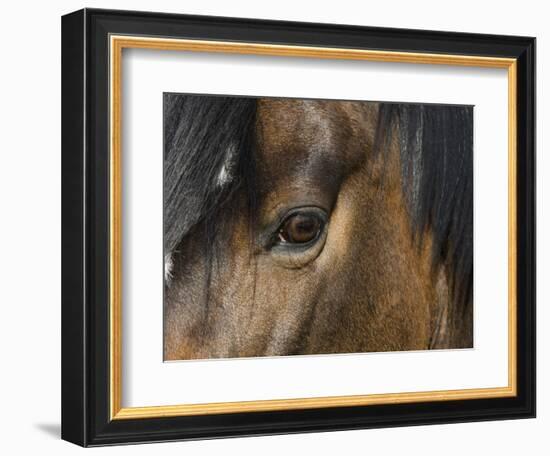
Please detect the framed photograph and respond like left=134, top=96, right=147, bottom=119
left=61, top=8, right=535, bottom=446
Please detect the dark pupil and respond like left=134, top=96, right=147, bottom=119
left=280, top=214, right=321, bottom=244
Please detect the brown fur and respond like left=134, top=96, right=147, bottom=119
left=164, top=99, right=471, bottom=360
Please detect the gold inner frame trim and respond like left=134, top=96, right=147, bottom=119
left=109, top=34, right=518, bottom=421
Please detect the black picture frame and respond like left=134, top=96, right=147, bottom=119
left=62, top=8, right=536, bottom=447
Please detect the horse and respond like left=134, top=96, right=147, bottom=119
left=163, top=94, right=473, bottom=360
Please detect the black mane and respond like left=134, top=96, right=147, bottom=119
left=378, top=103, right=473, bottom=311
left=164, top=94, right=257, bottom=258
left=164, top=95, right=473, bottom=311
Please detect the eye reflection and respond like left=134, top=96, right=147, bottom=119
left=278, top=213, right=322, bottom=245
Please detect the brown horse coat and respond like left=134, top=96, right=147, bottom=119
left=164, top=97, right=473, bottom=360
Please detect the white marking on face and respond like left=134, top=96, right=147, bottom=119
left=217, top=143, right=236, bottom=187
left=164, top=253, right=174, bottom=284
left=217, top=163, right=230, bottom=186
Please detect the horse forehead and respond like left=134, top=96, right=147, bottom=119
left=258, top=99, right=347, bottom=152
left=256, top=99, right=376, bottom=175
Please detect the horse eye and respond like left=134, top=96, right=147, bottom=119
left=278, top=213, right=322, bottom=245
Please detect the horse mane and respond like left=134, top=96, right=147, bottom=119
left=164, top=94, right=257, bottom=278
left=164, top=94, right=473, bottom=312
left=378, top=103, right=473, bottom=312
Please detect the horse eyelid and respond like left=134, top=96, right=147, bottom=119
left=268, top=209, right=327, bottom=250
